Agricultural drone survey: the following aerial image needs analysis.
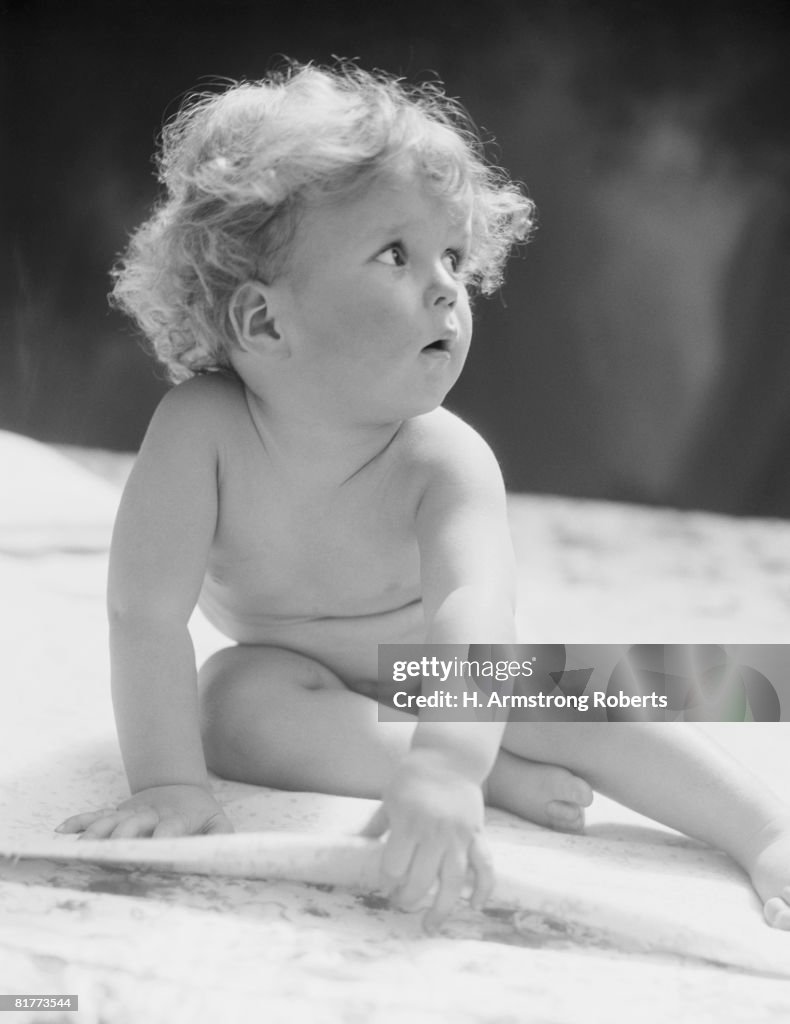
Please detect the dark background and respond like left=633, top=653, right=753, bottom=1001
left=3, top=0, right=790, bottom=515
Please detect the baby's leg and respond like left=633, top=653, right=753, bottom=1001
left=198, top=644, right=590, bottom=829
left=199, top=644, right=408, bottom=796
left=497, top=719, right=790, bottom=927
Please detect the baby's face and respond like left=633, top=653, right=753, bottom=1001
left=265, top=173, right=473, bottom=424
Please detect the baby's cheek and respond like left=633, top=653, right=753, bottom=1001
left=367, top=305, right=414, bottom=349
left=345, top=293, right=393, bottom=332
left=458, top=290, right=473, bottom=331
left=456, top=302, right=474, bottom=354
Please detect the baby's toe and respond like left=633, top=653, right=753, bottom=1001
left=568, top=777, right=594, bottom=808
left=763, top=891, right=790, bottom=929
left=550, top=770, right=593, bottom=810
left=546, top=800, right=585, bottom=833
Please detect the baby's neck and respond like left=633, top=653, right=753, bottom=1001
left=243, top=386, right=403, bottom=489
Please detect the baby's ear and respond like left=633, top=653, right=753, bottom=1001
left=229, top=280, right=281, bottom=351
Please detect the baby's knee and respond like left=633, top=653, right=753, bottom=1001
left=197, top=645, right=345, bottom=785
left=198, top=646, right=340, bottom=751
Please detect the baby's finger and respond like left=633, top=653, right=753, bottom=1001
left=78, top=813, right=132, bottom=840
left=380, top=829, right=418, bottom=894
left=468, top=834, right=495, bottom=910
left=423, top=850, right=467, bottom=933
left=203, top=812, right=235, bottom=835
left=358, top=804, right=389, bottom=839
left=110, top=808, right=160, bottom=839
left=393, top=843, right=443, bottom=910
left=55, top=809, right=118, bottom=834
left=152, top=815, right=190, bottom=839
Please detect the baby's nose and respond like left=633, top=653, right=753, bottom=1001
left=429, top=266, right=459, bottom=306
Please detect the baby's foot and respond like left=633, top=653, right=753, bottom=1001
left=746, top=818, right=790, bottom=929
left=486, top=753, right=594, bottom=833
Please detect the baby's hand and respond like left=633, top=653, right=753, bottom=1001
left=55, top=784, right=233, bottom=840
left=362, top=753, right=493, bottom=932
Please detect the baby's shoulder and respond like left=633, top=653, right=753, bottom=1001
left=399, top=408, right=500, bottom=475
left=139, top=373, right=250, bottom=470
left=150, top=373, right=247, bottom=436
left=395, top=409, right=503, bottom=498
left=160, top=372, right=243, bottom=411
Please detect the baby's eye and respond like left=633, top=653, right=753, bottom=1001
left=443, top=249, right=465, bottom=274
left=376, top=244, right=406, bottom=267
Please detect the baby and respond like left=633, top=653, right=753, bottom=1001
left=59, top=62, right=790, bottom=932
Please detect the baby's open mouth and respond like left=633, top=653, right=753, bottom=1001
left=422, top=339, right=450, bottom=353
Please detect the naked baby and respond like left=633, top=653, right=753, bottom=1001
left=59, top=63, right=790, bottom=932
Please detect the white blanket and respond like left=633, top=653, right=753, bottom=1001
left=2, top=430, right=789, bottom=1023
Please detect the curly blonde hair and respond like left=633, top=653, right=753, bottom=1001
left=111, top=61, right=534, bottom=383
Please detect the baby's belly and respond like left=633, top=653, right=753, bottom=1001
left=199, top=583, right=425, bottom=694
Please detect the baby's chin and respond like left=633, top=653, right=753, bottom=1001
left=396, top=387, right=458, bottom=420
left=363, top=388, right=452, bottom=426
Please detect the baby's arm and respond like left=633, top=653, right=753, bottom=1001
left=58, top=381, right=231, bottom=839
left=368, top=416, right=516, bottom=928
